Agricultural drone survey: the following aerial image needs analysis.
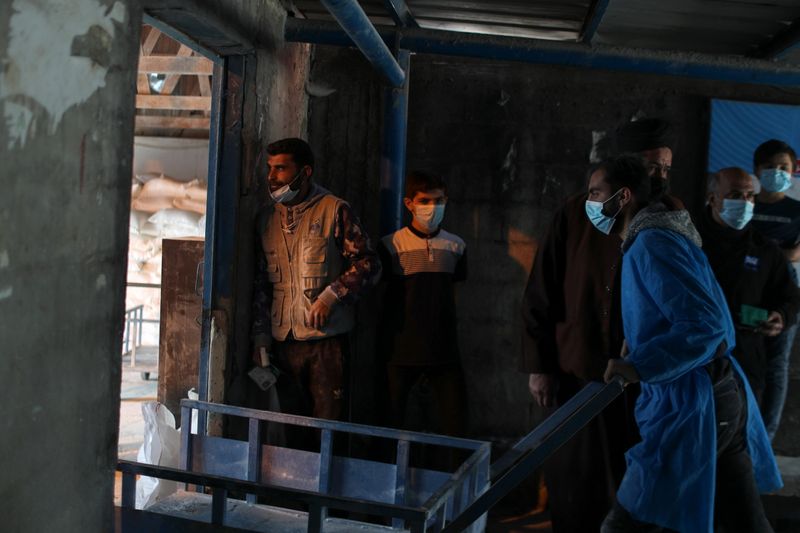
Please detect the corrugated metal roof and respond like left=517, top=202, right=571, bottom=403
left=289, top=0, right=800, bottom=63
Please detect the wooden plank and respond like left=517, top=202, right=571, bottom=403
left=135, top=115, right=211, bottom=130
left=138, top=56, right=214, bottom=75
left=158, top=239, right=205, bottom=428
left=137, top=73, right=151, bottom=95
left=161, top=44, right=194, bottom=95
left=198, top=73, right=211, bottom=97
left=136, top=94, right=211, bottom=111
left=142, top=25, right=162, bottom=55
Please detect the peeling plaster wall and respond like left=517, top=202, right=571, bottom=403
left=0, top=0, right=140, bottom=530
left=307, top=47, right=800, bottom=448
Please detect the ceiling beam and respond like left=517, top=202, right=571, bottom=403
left=579, top=0, right=610, bottom=44
left=135, top=115, right=211, bottom=130
left=383, top=0, right=419, bottom=28
left=752, top=17, right=800, bottom=60
left=286, top=18, right=800, bottom=88
left=138, top=56, right=214, bottom=75
left=135, top=95, right=212, bottom=111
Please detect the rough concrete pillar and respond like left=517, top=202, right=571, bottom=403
left=0, top=1, right=140, bottom=530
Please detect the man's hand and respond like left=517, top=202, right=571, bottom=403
left=604, top=358, right=640, bottom=385
left=528, top=373, right=558, bottom=408
left=759, top=311, right=784, bottom=337
left=307, top=299, right=332, bottom=330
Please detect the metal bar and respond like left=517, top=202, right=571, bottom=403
left=317, top=429, right=334, bottom=522
left=392, top=439, right=410, bottom=530
left=379, top=48, right=411, bottom=236
left=198, top=60, right=226, bottom=434
left=441, top=379, right=625, bottom=533
left=246, top=418, right=262, bottom=504
left=180, top=405, right=193, bottom=471
left=752, top=17, right=800, bottom=60
left=490, top=380, right=607, bottom=480
left=422, top=442, right=490, bottom=514
left=383, top=0, right=419, bottom=28
left=116, top=460, right=428, bottom=522
left=318, top=0, right=406, bottom=87
left=579, top=0, right=611, bottom=43
left=180, top=399, right=486, bottom=450
left=285, top=18, right=800, bottom=88
left=121, top=471, right=136, bottom=508
left=211, top=487, right=227, bottom=524
left=126, top=282, right=161, bottom=289
left=199, top=55, right=244, bottom=429
left=308, top=502, right=324, bottom=533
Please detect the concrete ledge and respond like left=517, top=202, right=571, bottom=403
left=774, top=456, right=800, bottom=497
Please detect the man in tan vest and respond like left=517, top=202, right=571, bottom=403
left=251, top=138, right=381, bottom=427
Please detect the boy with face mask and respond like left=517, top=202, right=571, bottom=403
left=751, top=139, right=800, bottom=440
left=377, top=171, right=468, bottom=443
left=695, top=167, right=800, bottom=405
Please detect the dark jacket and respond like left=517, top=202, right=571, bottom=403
left=521, top=193, right=624, bottom=380
left=696, top=206, right=800, bottom=394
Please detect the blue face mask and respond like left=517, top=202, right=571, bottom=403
left=585, top=189, right=623, bottom=235
left=718, top=198, right=754, bottom=230
left=759, top=168, right=792, bottom=193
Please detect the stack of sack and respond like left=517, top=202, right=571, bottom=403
left=126, top=173, right=207, bottom=347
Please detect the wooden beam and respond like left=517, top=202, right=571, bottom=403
left=135, top=95, right=211, bottom=111
left=137, top=73, right=151, bottom=95
left=142, top=26, right=162, bottom=55
left=135, top=115, right=211, bottom=130
left=138, top=56, right=214, bottom=75
left=161, top=45, right=194, bottom=95
left=197, top=73, right=211, bottom=97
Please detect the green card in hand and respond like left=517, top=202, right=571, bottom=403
left=741, top=304, right=768, bottom=328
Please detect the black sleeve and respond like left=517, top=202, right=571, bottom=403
left=520, top=204, right=568, bottom=374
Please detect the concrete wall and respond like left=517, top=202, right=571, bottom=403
left=0, top=0, right=140, bottom=530
left=307, top=46, right=800, bottom=447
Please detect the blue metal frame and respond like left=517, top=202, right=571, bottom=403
left=142, top=12, right=222, bottom=64
left=379, top=49, right=411, bottom=236
left=199, top=56, right=245, bottom=432
left=384, top=0, right=419, bottom=28
left=580, top=0, right=611, bottom=43
left=285, top=19, right=800, bottom=88
left=319, top=0, right=406, bottom=87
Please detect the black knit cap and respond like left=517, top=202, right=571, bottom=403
left=616, top=118, right=674, bottom=153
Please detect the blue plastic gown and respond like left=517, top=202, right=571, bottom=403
left=618, top=228, right=782, bottom=532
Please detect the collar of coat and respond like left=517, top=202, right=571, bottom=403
left=622, top=201, right=702, bottom=252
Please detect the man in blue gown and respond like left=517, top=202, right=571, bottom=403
left=585, top=155, right=781, bottom=533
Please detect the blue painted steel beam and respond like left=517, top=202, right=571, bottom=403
left=199, top=56, right=245, bottom=433
left=142, top=12, right=222, bottom=63
left=379, top=49, right=411, bottom=236
left=319, top=0, right=406, bottom=87
left=580, top=0, right=611, bottom=44
left=753, top=17, right=800, bottom=60
left=383, top=0, right=419, bottom=28
left=285, top=18, right=800, bottom=87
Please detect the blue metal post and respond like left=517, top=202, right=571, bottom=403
left=319, top=0, right=406, bottom=87
left=379, top=49, right=411, bottom=237
left=199, top=56, right=245, bottom=433
left=580, top=0, right=611, bottom=43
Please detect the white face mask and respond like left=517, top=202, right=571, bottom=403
left=269, top=170, right=304, bottom=204
left=413, top=204, right=446, bottom=233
